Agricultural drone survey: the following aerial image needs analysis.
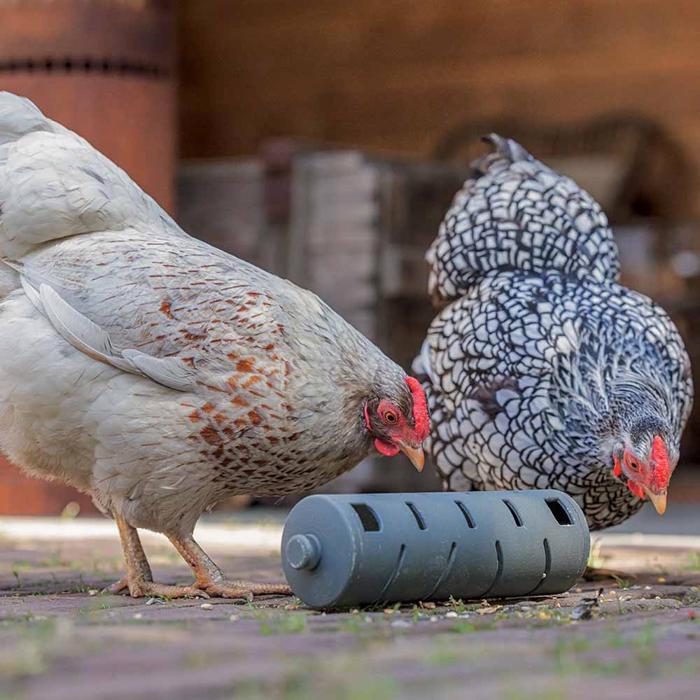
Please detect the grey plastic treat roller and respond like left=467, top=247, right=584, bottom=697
left=282, top=490, right=590, bottom=610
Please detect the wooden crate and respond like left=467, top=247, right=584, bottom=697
left=286, top=150, right=466, bottom=492
left=178, top=159, right=268, bottom=266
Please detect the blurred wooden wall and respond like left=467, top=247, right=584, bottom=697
left=179, top=1, right=700, bottom=211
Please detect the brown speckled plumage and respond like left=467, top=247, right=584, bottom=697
left=0, top=92, right=428, bottom=598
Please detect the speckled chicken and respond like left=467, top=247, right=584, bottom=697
left=414, top=135, right=693, bottom=530
left=0, top=93, right=429, bottom=598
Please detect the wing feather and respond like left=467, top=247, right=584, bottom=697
left=39, top=283, right=115, bottom=358
left=25, top=280, right=195, bottom=392
left=121, top=349, right=196, bottom=392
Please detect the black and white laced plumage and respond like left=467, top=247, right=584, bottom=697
left=414, top=136, right=693, bottom=530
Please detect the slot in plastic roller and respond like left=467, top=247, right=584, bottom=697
left=282, top=490, right=590, bottom=610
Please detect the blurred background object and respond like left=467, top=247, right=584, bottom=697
left=3, top=0, right=700, bottom=510
left=0, top=0, right=176, bottom=514
left=0, top=0, right=176, bottom=207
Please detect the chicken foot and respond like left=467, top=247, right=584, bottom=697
left=105, top=515, right=153, bottom=594
left=168, top=534, right=291, bottom=600
left=111, top=515, right=205, bottom=599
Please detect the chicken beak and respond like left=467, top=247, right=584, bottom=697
left=643, top=487, right=667, bottom=516
left=398, top=442, right=425, bottom=472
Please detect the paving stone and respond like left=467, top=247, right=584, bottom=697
left=0, top=517, right=699, bottom=699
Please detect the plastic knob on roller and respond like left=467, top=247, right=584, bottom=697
left=285, top=534, right=322, bottom=571
left=281, top=490, right=590, bottom=610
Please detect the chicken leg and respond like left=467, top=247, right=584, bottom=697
left=112, top=516, right=204, bottom=599
left=167, top=534, right=291, bottom=600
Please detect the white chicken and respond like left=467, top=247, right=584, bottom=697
left=0, top=93, right=429, bottom=598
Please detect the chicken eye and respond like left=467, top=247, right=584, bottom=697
left=625, top=456, right=639, bottom=472
left=384, top=411, right=398, bottom=425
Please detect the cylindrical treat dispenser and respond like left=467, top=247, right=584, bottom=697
left=282, top=490, right=590, bottom=609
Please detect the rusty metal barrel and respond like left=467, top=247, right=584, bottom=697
left=0, top=0, right=176, bottom=210
left=0, top=0, right=176, bottom=514
left=282, top=490, right=590, bottom=610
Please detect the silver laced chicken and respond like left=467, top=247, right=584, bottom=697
left=414, top=135, right=692, bottom=530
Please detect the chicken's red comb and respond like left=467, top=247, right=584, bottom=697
left=651, top=435, right=671, bottom=490
left=406, top=376, right=430, bottom=442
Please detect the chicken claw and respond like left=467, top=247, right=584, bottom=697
left=104, top=577, right=130, bottom=595
left=126, top=581, right=208, bottom=600
left=196, top=580, right=291, bottom=601
left=168, top=534, right=291, bottom=600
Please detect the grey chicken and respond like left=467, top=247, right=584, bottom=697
left=0, top=93, right=429, bottom=598
left=414, top=135, right=692, bottom=529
